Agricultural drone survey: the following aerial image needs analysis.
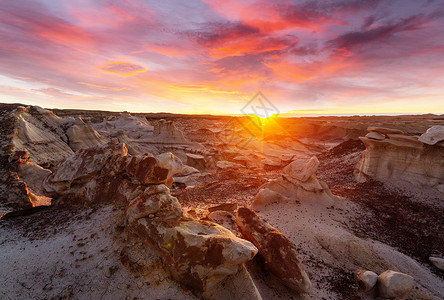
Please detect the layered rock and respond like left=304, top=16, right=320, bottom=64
left=356, top=126, right=444, bottom=193
left=0, top=105, right=54, bottom=210
left=252, top=156, right=336, bottom=207
left=66, top=116, right=106, bottom=151
left=236, top=207, right=312, bottom=293
left=44, top=143, right=259, bottom=298
left=11, top=106, right=74, bottom=165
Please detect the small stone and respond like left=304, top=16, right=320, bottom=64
left=429, top=256, right=444, bottom=271
left=365, top=131, right=385, bottom=140
left=367, top=127, right=404, bottom=135
left=354, top=269, right=377, bottom=291
left=377, top=270, right=413, bottom=300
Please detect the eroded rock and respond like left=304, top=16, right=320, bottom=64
left=44, top=142, right=258, bottom=298
left=236, top=207, right=311, bottom=293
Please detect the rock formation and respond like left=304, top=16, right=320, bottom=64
left=356, top=126, right=444, bottom=194
left=152, top=119, right=187, bottom=144
left=43, top=142, right=259, bottom=298
left=252, top=156, right=336, bottom=207
left=236, top=207, right=312, bottom=293
left=93, top=112, right=154, bottom=140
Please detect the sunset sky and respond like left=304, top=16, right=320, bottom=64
left=1, top=0, right=444, bottom=115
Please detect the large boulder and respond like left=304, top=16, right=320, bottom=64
left=377, top=270, right=414, bottom=299
left=236, top=207, right=311, bottom=293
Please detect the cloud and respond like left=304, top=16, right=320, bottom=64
left=98, top=62, right=147, bottom=76
left=328, top=15, right=429, bottom=51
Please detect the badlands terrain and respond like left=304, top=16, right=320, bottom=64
left=0, top=103, right=443, bottom=299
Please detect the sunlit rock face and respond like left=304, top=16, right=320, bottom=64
left=356, top=127, right=444, bottom=194
left=44, top=142, right=258, bottom=298
left=252, top=156, right=336, bottom=207
left=11, top=106, right=74, bottom=165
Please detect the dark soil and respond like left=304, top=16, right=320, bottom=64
left=317, top=139, right=444, bottom=284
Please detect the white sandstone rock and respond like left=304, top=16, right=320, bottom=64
left=419, top=125, right=444, bottom=145
left=354, top=269, right=377, bottom=291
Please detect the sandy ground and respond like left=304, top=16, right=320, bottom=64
left=0, top=205, right=197, bottom=300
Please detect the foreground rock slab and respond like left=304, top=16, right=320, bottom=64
left=236, top=207, right=311, bottom=293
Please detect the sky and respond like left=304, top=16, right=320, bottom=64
left=0, top=0, right=444, bottom=115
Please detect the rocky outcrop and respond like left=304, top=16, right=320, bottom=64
left=44, top=143, right=258, bottom=298
left=252, top=156, right=336, bottom=207
left=377, top=270, right=414, bottom=300
left=66, top=116, right=106, bottom=151
left=43, top=143, right=183, bottom=204
left=152, top=119, right=187, bottom=144
left=356, top=127, right=444, bottom=194
left=236, top=207, right=312, bottom=293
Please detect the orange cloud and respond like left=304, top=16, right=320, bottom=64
left=97, top=61, right=147, bottom=76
